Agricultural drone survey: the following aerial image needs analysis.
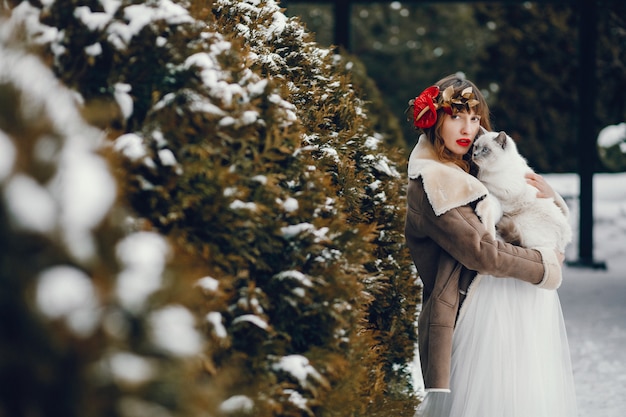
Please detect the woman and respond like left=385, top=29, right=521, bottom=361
left=405, top=74, right=578, bottom=416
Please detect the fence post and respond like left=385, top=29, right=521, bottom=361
left=573, top=0, right=606, bottom=269
left=334, top=0, right=352, bottom=50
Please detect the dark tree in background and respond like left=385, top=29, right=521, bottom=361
left=473, top=2, right=579, bottom=172
left=286, top=1, right=626, bottom=173
left=287, top=2, right=495, bottom=149
left=596, top=2, right=626, bottom=128
left=475, top=1, right=626, bottom=173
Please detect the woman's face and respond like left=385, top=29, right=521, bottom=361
left=440, top=110, right=482, bottom=156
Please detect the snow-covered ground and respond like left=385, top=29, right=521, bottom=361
left=550, top=172, right=626, bottom=417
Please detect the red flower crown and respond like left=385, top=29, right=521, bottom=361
left=410, top=85, right=480, bottom=129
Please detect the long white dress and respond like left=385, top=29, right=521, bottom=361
left=415, top=274, right=579, bottom=417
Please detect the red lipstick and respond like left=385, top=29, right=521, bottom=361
left=456, top=139, right=471, bottom=147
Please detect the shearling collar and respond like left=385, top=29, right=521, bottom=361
left=408, top=135, right=488, bottom=216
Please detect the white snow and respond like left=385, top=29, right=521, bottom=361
left=229, top=199, right=258, bottom=211
left=218, top=116, right=236, bottom=127
left=274, top=270, right=313, bottom=287
left=368, top=179, right=382, bottom=191
left=114, top=83, right=133, bottom=120
left=0, top=131, right=16, bottom=181
left=248, top=79, right=268, bottom=96
left=279, top=197, right=299, bottom=212
left=196, top=276, right=219, bottom=292
left=158, top=148, right=177, bottom=166
left=320, top=145, right=339, bottom=162
left=364, top=133, right=382, bottom=150
left=219, top=395, right=254, bottom=414
left=7, top=2, right=59, bottom=47
left=101, top=0, right=122, bottom=15
left=35, top=265, right=100, bottom=336
left=265, top=11, right=288, bottom=40
left=232, top=314, right=269, bottom=330
left=74, top=6, right=111, bottom=31
left=363, top=153, right=395, bottom=177
left=106, top=0, right=193, bottom=49
left=271, top=354, right=326, bottom=389
left=240, top=110, right=259, bottom=125
left=4, top=174, right=57, bottom=233
left=550, top=172, right=626, bottom=417
left=284, top=389, right=308, bottom=410
left=52, top=145, right=117, bottom=261
left=280, top=222, right=314, bottom=239
left=114, top=133, right=148, bottom=160
left=189, top=99, right=226, bottom=116
left=108, top=351, right=155, bottom=385
left=85, top=42, right=102, bottom=56
left=206, top=312, right=227, bottom=339
left=0, top=35, right=117, bottom=262
left=251, top=175, right=267, bottom=184
left=115, top=232, right=169, bottom=311
left=597, top=122, right=626, bottom=149
left=149, top=305, right=203, bottom=357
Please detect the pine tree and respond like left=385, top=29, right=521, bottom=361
left=2, top=1, right=420, bottom=416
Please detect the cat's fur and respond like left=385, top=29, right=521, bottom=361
left=472, top=131, right=572, bottom=252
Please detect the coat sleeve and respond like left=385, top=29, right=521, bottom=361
left=408, top=185, right=562, bottom=289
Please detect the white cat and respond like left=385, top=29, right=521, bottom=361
left=472, top=130, right=572, bottom=252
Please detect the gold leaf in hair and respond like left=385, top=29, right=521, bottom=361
left=442, top=86, right=454, bottom=103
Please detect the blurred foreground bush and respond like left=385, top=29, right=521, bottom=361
left=1, top=1, right=420, bottom=416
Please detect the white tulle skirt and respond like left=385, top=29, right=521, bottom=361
left=415, top=275, right=578, bottom=417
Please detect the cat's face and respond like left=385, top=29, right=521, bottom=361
left=471, top=131, right=509, bottom=168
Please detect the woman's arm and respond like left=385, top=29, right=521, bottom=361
left=406, top=180, right=562, bottom=289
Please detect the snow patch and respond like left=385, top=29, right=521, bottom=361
left=271, top=354, right=327, bottom=389
left=0, top=131, right=16, bottom=181
left=196, top=276, right=219, bottom=292
left=597, top=123, right=626, bottom=149
left=115, top=232, right=169, bottom=311
left=114, top=133, right=148, bottom=160
left=36, top=265, right=100, bottom=336
left=206, top=312, right=228, bottom=338
left=108, top=351, right=155, bottom=385
left=150, top=305, right=203, bottom=357
left=233, top=314, right=268, bottom=330
left=114, top=83, right=133, bottom=120
left=230, top=200, right=257, bottom=211
left=274, top=270, right=313, bottom=287
left=4, top=174, right=56, bottom=234
left=219, top=395, right=254, bottom=414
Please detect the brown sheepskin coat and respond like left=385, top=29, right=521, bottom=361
left=404, top=135, right=562, bottom=391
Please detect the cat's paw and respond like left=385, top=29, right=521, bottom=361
left=496, top=215, right=522, bottom=246
left=475, top=195, right=501, bottom=239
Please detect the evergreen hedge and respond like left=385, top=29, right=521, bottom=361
left=1, top=1, right=420, bottom=416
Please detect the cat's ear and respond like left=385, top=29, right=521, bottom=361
left=495, top=131, right=508, bottom=149
left=477, top=126, right=489, bottom=137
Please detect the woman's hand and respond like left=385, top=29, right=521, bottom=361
left=525, top=172, right=556, bottom=199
